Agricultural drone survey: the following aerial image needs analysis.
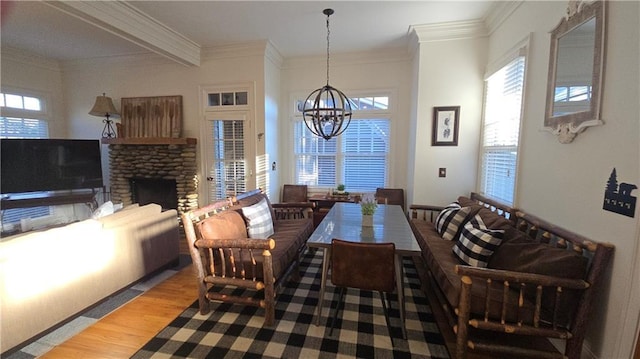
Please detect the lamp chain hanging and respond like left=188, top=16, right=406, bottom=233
left=302, top=8, right=352, bottom=141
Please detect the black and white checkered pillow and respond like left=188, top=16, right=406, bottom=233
left=241, top=198, right=275, bottom=238
left=453, top=215, right=504, bottom=267
left=434, top=202, right=471, bottom=241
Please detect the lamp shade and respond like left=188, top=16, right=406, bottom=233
left=89, top=94, right=119, bottom=118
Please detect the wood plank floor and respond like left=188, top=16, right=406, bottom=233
left=40, top=264, right=197, bottom=359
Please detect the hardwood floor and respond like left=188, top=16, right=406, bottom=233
left=40, top=264, right=197, bottom=358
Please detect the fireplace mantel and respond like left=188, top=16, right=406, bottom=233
left=101, top=137, right=197, bottom=145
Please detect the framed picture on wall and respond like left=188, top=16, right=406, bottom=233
left=432, top=106, right=460, bottom=146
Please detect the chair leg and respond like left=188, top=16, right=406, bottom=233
left=379, top=291, right=395, bottom=347
left=329, top=287, right=346, bottom=336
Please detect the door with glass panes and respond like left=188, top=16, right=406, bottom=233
left=203, top=112, right=252, bottom=203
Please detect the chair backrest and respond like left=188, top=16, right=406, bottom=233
left=375, top=188, right=405, bottom=211
left=282, top=184, right=308, bottom=203
left=331, top=238, right=395, bottom=293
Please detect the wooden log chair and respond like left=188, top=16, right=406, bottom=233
left=454, top=211, right=615, bottom=359
left=181, top=189, right=314, bottom=326
left=277, top=184, right=314, bottom=220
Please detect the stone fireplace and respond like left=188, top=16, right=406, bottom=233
left=106, top=142, right=198, bottom=216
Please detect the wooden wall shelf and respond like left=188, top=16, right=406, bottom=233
left=101, top=137, right=197, bottom=145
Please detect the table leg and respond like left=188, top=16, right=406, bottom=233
left=395, top=253, right=407, bottom=339
left=315, top=247, right=331, bottom=326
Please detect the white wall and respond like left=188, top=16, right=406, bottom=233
left=489, top=2, right=640, bottom=358
left=264, top=45, right=282, bottom=200
left=411, top=35, right=488, bottom=206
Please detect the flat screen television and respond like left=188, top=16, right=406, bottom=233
left=1, top=139, right=104, bottom=194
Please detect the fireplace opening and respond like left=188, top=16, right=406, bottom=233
left=130, top=178, right=178, bottom=211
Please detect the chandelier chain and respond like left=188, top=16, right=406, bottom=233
left=326, top=13, right=330, bottom=85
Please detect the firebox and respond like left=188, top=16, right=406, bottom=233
left=130, top=178, right=177, bottom=211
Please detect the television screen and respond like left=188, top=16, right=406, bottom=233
left=1, top=139, right=104, bottom=194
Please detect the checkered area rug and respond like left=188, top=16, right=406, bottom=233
left=132, top=249, right=449, bottom=358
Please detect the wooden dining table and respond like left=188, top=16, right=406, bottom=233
left=306, top=202, right=421, bottom=339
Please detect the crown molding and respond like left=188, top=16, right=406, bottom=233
left=484, top=1, right=524, bottom=35
left=1, top=46, right=62, bottom=72
left=201, top=40, right=269, bottom=61
left=44, top=1, right=201, bottom=67
left=283, top=47, right=410, bottom=70
left=409, top=19, right=488, bottom=44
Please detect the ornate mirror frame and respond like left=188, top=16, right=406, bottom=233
left=544, top=0, right=607, bottom=143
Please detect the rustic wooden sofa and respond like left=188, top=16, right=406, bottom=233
left=409, top=192, right=614, bottom=359
left=181, top=189, right=314, bottom=326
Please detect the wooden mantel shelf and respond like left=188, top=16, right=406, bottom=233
left=101, top=137, right=197, bottom=145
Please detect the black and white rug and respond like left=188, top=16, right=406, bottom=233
left=132, top=249, right=449, bottom=358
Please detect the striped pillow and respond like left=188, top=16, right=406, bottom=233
left=453, top=215, right=504, bottom=267
left=434, top=202, right=471, bottom=241
left=241, top=198, right=275, bottom=238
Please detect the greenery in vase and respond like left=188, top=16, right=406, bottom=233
left=360, top=194, right=377, bottom=215
left=336, top=184, right=346, bottom=192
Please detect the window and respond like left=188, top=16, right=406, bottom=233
left=479, top=56, right=526, bottom=205
left=1, top=91, right=50, bottom=228
left=293, top=95, right=390, bottom=192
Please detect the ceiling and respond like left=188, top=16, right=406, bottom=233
left=1, top=1, right=496, bottom=63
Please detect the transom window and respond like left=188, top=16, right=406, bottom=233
left=293, top=94, right=390, bottom=192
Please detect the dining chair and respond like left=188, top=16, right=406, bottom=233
left=375, top=187, right=405, bottom=212
left=282, top=184, right=308, bottom=203
left=329, top=238, right=397, bottom=345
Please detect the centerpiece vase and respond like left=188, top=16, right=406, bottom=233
left=362, top=214, right=373, bottom=227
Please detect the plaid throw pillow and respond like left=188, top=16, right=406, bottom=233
left=453, top=215, right=504, bottom=268
left=434, top=202, right=471, bottom=241
left=241, top=198, right=275, bottom=238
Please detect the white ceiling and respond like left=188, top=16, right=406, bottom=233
left=1, top=1, right=496, bottom=62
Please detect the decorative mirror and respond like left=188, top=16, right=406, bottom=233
left=544, top=0, right=607, bottom=143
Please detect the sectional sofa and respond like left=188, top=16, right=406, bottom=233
left=0, top=203, right=180, bottom=354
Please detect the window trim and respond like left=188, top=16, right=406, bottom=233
left=291, top=90, right=394, bottom=192
left=478, top=36, right=530, bottom=206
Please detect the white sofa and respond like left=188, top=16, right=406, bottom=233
left=0, top=203, right=180, bottom=353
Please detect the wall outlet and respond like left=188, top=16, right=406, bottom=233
left=439, top=168, right=446, bottom=177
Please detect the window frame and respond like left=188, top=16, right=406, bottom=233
left=292, top=92, right=393, bottom=192
left=477, top=38, right=529, bottom=206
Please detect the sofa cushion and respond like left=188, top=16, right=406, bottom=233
left=236, top=192, right=276, bottom=225
left=417, top=226, right=533, bottom=323
left=435, top=203, right=471, bottom=241
left=489, top=236, right=588, bottom=327
left=476, top=208, right=514, bottom=231
left=197, top=210, right=247, bottom=240
left=453, top=215, right=504, bottom=268
left=242, top=198, right=275, bottom=238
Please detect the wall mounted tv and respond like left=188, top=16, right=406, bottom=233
left=1, top=139, right=104, bottom=194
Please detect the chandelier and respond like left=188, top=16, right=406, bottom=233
left=302, top=8, right=352, bottom=141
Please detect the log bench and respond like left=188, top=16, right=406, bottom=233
left=409, top=193, right=614, bottom=359
left=181, top=189, right=314, bottom=326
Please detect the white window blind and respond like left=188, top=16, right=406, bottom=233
left=294, top=118, right=389, bottom=192
left=207, top=119, right=246, bottom=200
left=479, top=56, right=526, bottom=205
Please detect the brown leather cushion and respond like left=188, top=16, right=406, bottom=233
left=197, top=210, right=247, bottom=240
left=489, top=235, right=588, bottom=327
left=331, top=239, right=396, bottom=293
